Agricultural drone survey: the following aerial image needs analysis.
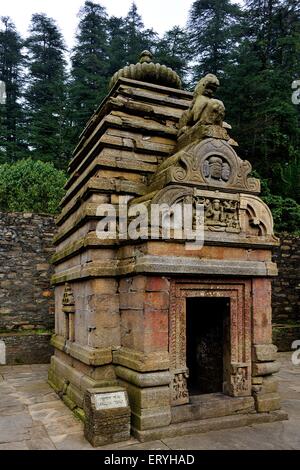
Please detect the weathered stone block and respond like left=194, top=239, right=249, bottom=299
left=131, top=406, right=171, bottom=430
left=252, top=278, right=272, bottom=345
left=145, top=277, right=170, bottom=292
left=115, top=365, right=171, bottom=388
left=122, top=382, right=170, bottom=411
left=252, top=377, right=263, bottom=385
left=254, top=393, right=281, bottom=412
left=252, top=361, right=280, bottom=377
left=144, top=330, right=169, bottom=353
left=83, top=387, right=130, bottom=447
left=252, top=376, right=278, bottom=395
left=144, top=292, right=170, bottom=310
left=252, top=344, right=277, bottom=362
left=119, top=292, right=145, bottom=310
left=113, top=347, right=170, bottom=372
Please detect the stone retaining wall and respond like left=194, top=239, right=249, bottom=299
left=0, top=212, right=56, bottom=364
left=272, top=234, right=300, bottom=351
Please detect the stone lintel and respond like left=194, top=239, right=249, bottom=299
left=51, top=256, right=278, bottom=285
left=115, top=365, right=171, bottom=388
left=135, top=256, right=278, bottom=278
left=113, top=347, right=169, bottom=373
left=51, top=334, right=112, bottom=366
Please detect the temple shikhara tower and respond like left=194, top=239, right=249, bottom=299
left=48, top=51, right=287, bottom=443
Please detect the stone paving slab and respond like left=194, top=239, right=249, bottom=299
left=0, top=353, right=299, bottom=450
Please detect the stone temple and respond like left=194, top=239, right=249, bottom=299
left=48, top=51, right=287, bottom=443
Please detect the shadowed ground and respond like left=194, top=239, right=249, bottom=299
left=0, top=352, right=299, bottom=450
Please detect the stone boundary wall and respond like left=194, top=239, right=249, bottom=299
left=0, top=212, right=56, bottom=364
left=0, top=213, right=299, bottom=362
left=272, top=234, right=300, bottom=351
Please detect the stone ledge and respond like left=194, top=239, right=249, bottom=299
left=171, top=393, right=255, bottom=424
left=132, top=410, right=288, bottom=442
left=51, top=334, right=113, bottom=366
left=135, top=256, right=278, bottom=278
left=113, top=347, right=169, bottom=373
left=52, top=256, right=279, bottom=285
left=115, top=365, right=171, bottom=387
left=252, top=361, right=281, bottom=376
left=252, top=344, right=278, bottom=362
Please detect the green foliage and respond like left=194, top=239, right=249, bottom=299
left=107, top=16, right=127, bottom=77
left=187, top=0, right=242, bottom=80
left=252, top=170, right=300, bottom=233
left=277, top=155, right=300, bottom=202
left=69, top=1, right=109, bottom=137
left=262, top=193, right=300, bottom=234
left=25, top=13, right=68, bottom=169
left=0, top=159, right=66, bottom=214
left=154, top=26, right=190, bottom=85
left=122, top=2, right=157, bottom=65
left=0, top=17, right=26, bottom=162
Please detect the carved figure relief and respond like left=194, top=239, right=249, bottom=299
left=172, top=370, right=189, bottom=405
left=62, top=283, right=75, bottom=342
left=196, top=196, right=240, bottom=233
left=151, top=185, right=277, bottom=239
left=203, top=155, right=232, bottom=182
left=230, top=365, right=249, bottom=395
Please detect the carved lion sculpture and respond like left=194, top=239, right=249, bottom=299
left=178, top=73, right=227, bottom=136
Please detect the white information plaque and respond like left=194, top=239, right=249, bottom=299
left=94, top=392, right=127, bottom=410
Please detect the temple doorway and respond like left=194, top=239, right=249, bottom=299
left=186, top=297, right=230, bottom=395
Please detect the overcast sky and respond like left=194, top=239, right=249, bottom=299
left=1, top=0, right=196, bottom=49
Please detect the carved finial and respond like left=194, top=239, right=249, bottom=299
left=109, top=50, right=181, bottom=90
left=139, top=50, right=153, bottom=64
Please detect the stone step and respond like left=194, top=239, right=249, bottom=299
left=133, top=410, right=288, bottom=442
left=171, top=393, right=255, bottom=424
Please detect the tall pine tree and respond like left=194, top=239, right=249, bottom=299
left=155, top=26, right=190, bottom=86
left=123, top=2, right=157, bottom=65
left=69, top=1, right=109, bottom=137
left=107, top=16, right=127, bottom=77
left=25, top=13, right=68, bottom=168
left=187, top=0, right=242, bottom=81
left=0, top=17, right=25, bottom=163
left=220, top=0, right=300, bottom=196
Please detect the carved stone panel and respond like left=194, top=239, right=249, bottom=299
left=230, top=363, right=250, bottom=396
left=203, top=155, right=232, bottom=183
left=169, top=280, right=252, bottom=405
left=196, top=196, right=240, bottom=233
left=62, top=283, right=75, bottom=342
left=150, top=138, right=261, bottom=194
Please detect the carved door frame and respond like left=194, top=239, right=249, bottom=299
left=169, top=279, right=252, bottom=406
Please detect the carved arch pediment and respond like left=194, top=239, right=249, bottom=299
left=150, top=139, right=260, bottom=194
